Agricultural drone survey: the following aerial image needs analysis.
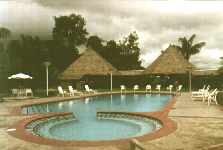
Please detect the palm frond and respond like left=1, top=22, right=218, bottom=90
left=191, top=42, right=205, bottom=49
left=189, top=34, right=196, bottom=44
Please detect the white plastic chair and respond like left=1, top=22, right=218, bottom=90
left=156, top=85, right=161, bottom=93
left=68, top=85, right=83, bottom=96
left=120, top=85, right=126, bottom=94
left=57, top=86, right=65, bottom=97
left=133, top=85, right=139, bottom=93
left=199, top=85, right=206, bottom=92
left=25, top=88, right=33, bottom=96
left=192, top=85, right=210, bottom=101
left=177, top=85, right=183, bottom=92
left=202, top=85, right=210, bottom=102
left=11, top=89, right=18, bottom=97
left=207, top=89, right=218, bottom=106
left=145, top=84, right=151, bottom=93
left=68, top=86, right=75, bottom=96
left=84, top=85, right=96, bottom=93
left=166, top=85, right=173, bottom=93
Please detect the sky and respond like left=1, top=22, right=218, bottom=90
left=1, top=0, right=223, bottom=69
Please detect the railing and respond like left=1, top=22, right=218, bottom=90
left=130, top=139, right=146, bottom=150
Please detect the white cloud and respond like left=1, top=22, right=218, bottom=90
left=191, top=48, right=223, bottom=69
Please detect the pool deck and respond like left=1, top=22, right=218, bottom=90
left=0, top=92, right=223, bottom=150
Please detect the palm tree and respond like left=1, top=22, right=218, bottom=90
left=176, top=34, right=205, bottom=60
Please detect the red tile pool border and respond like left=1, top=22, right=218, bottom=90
left=8, top=92, right=177, bottom=146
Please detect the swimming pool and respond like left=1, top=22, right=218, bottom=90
left=23, top=94, right=172, bottom=141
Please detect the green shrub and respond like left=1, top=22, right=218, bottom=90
left=217, top=92, right=223, bottom=106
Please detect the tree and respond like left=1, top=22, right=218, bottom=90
left=218, top=57, right=223, bottom=74
left=118, top=31, right=142, bottom=70
left=103, top=40, right=121, bottom=67
left=87, top=35, right=104, bottom=54
left=0, top=27, right=11, bottom=91
left=52, top=14, right=88, bottom=69
left=175, top=34, right=205, bottom=60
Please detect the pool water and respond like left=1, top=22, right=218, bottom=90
left=23, top=94, right=171, bottom=141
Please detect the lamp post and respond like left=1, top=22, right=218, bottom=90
left=110, top=72, right=113, bottom=92
left=43, top=61, right=51, bottom=96
left=187, top=66, right=192, bottom=93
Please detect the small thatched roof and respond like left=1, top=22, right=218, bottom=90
left=143, top=46, right=195, bottom=75
left=59, top=49, right=119, bottom=80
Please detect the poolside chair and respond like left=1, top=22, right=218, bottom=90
left=199, top=85, right=206, bottom=92
left=25, top=88, right=33, bottom=97
left=192, top=85, right=210, bottom=101
left=11, top=89, right=18, bottom=97
left=207, top=88, right=218, bottom=106
left=68, top=86, right=83, bottom=96
left=133, top=85, right=139, bottom=93
left=84, top=85, right=97, bottom=93
left=166, top=85, right=173, bottom=93
left=120, top=85, right=126, bottom=94
left=176, top=85, right=183, bottom=95
left=203, top=86, right=211, bottom=102
left=145, top=84, right=152, bottom=93
left=156, top=85, right=161, bottom=93
left=57, top=86, right=65, bottom=97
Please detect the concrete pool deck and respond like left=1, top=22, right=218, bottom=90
left=0, top=92, right=223, bottom=150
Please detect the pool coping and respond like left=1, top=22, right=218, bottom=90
left=7, top=92, right=177, bottom=146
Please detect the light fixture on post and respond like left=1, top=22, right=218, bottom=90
left=110, top=72, right=113, bottom=92
left=187, top=66, right=193, bottom=93
left=43, top=61, right=51, bottom=96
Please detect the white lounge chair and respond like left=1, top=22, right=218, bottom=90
left=145, top=84, right=151, bottom=93
left=199, top=85, right=206, bottom=92
left=133, top=85, right=139, bottom=93
left=192, top=85, right=210, bottom=101
left=120, top=85, right=126, bottom=94
left=156, top=85, right=161, bottom=93
left=84, top=85, right=96, bottom=93
left=68, top=86, right=82, bottom=96
left=207, top=89, right=218, bottom=106
left=57, top=86, right=66, bottom=97
left=166, top=85, right=173, bottom=93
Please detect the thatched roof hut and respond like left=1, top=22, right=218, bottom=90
left=143, top=46, right=195, bottom=75
left=59, top=49, right=119, bottom=80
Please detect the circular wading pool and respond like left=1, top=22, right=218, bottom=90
left=23, top=94, right=171, bottom=141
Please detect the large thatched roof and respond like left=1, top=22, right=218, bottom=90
left=143, top=46, right=195, bottom=75
left=59, top=49, right=119, bottom=80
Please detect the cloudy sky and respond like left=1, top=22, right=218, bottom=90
left=1, top=0, right=223, bottom=69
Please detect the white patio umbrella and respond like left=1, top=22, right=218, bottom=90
left=8, top=73, right=33, bottom=96
left=8, top=73, right=32, bottom=79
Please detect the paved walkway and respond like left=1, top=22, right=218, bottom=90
left=0, top=93, right=223, bottom=150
